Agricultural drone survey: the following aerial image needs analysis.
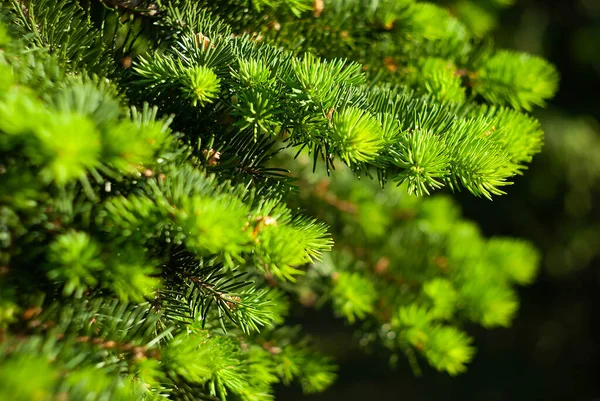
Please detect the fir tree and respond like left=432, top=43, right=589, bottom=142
left=0, top=1, right=558, bottom=400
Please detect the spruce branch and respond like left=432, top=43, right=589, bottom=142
left=0, top=0, right=557, bottom=397
left=128, top=6, right=550, bottom=197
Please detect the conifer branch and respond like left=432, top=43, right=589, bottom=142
left=0, top=0, right=555, bottom=398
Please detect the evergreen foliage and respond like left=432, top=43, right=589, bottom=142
left=0, top=1, right=557, bottom=400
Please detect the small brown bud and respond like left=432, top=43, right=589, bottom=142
left=326, top=107, right=335, bottom=120
left=262, top=341, right=282, bottom=354
left=202, top=148, right=221, bottom=166
left=375, top=257, right=390, bottom=275
left=384, top=57, right=398, bottom=73
left=223, top=295, right=242, bottom=310
left=194, top=33, right=212, bottom=51
left=313, top=0, right=324, bottom=17
left=22, top=307, right=42, bottom=320
left=121, top=56, right=132, bottom=69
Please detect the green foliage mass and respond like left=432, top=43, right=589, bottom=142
left=0, top=0, right=556, bottom=400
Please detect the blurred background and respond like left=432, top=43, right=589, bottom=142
left=278, top=1, right=600, bottom=400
